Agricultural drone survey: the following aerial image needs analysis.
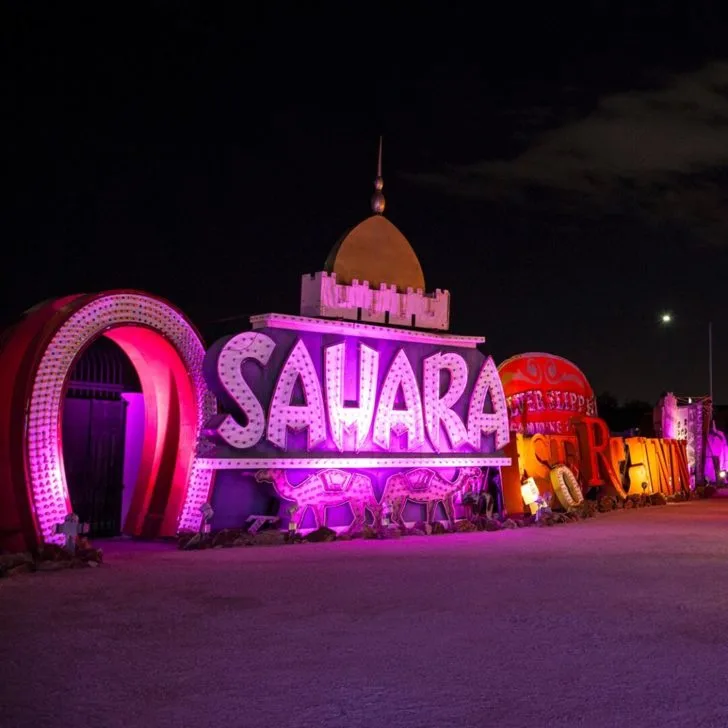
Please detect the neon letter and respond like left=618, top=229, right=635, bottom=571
left=467, top=356, right=509, bottom=450
left=325, top=342, right=379, bottom=452
left=573, top=417, right=625, bottom=497
left=268, top=339, right=326, bottom=450
left=208, top=331, right=275, bottom=449
left=423, top=352, right=468, bottom=451
left=373, top=349, right=425, bottom=451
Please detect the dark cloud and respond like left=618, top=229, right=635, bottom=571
left=406, top=63, right=728, bottom=245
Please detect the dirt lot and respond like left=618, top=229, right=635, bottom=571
left=2, top=498, right=728, bottom=728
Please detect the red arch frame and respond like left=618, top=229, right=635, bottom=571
left=0, top=291, right=216, bottom=552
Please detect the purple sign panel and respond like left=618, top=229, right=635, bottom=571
left=200, top=315, right=509, bottom=467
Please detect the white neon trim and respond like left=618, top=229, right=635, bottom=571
left=195, top=455, right=512, bottom=470
left=249, top=313, right=485, bottom=347
left=25, top=292, right=216, bottom=543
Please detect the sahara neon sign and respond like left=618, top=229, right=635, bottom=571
left=202, top=320, right=509, bottom=461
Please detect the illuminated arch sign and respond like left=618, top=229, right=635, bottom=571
left=0, top=290, right=215, bottom=550
left=498, top=353, right=596, bottom=436
left=198, top=313, right=510, bottom=468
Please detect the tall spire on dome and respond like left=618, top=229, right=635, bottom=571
left=371, top=135, right=385, bottom=215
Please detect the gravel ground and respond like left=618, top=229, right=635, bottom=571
left=2, top=498, right=728, bottom=728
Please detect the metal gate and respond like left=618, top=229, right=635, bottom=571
left=62, top=337, right=140, bottom=537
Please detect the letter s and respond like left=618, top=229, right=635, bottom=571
left=205, top=332, right=275, bottom=449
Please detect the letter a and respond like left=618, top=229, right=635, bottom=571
left=467, top=356, right=509, bottom=450
left=373, top=349, right=425, bottom=450
left=423, top=352, right=469, bottom=451
left=268, top=339, right=326, bottom=450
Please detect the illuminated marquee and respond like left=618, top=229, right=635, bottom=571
left=498, top=353, right=596, bottom=435
left=199, top=314, right=510, bottom=469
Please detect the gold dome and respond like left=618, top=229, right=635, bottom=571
left=325, top=215, right=426, bottom=293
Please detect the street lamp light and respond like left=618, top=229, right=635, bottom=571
left=659, top=312, right=714, bottom=418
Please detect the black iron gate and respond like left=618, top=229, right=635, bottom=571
left=62, top=337, right=140, bottom=537
left=63, top=398, right=127, bottom=536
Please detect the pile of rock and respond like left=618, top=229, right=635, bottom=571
left=532, top=511, right=580, bottom=527
left=598, top=495, right=619, bottom=512
left=177, top=526, right=289, bottom=549
left=695, top=485, right=717, bottom=499
left=0, top=538, right=103, bottom=579
left=619, top=492, right=673, bottom=509
left=361, top=524, right=404, bottom=539
left=174, top=487, right=703, bottom=549
left=0, top=552, right=34, bottom=578
left=667, top=490, right=698, bottom=503
left=177, top=524, right=345, bottom=549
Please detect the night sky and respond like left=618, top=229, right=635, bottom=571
left=5, top=3, right=728, bottom=404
